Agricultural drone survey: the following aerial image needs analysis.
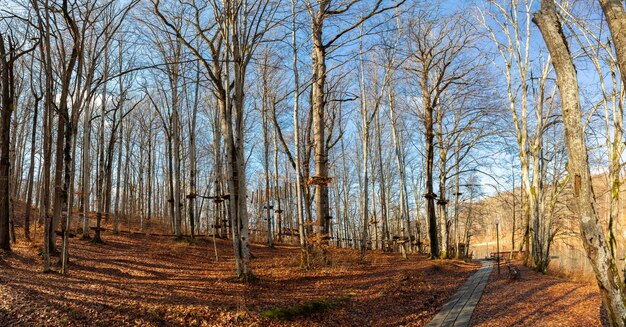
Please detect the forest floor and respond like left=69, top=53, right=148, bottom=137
left=470, top=260, right=606, bottom=327
left=0, top=228, right=479, bottom=327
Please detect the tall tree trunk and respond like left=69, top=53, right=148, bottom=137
left=599, top=1, right=626, bottom=85
left=389, top=86, right=408, bottom=257
left=273, top=123, right=282, bottom=243
left=510, top=164, right=516, bottom=261
left=517, top=183, right=528, bottom=260
left=599, top=0, right=626, bottom=266
left=172, top=85, right=182, bottom=239
left=358, top=40, right=370, bottom=260
left=94, top=37, right=109, bottom=244
left=359, top=122, right=369, bottom=259
left=122, top=127, right=132, bottom=232
left=8, top=103, right=18, bottom=245
left=81, top=100, right=92, bottom=239
left=212, top=107, right=224, bottom=238
left=0, top=35, right=13, bottom=252
left=60, top=118, right=73, bottom=273
left=233, top=59, right=252, bottom=279
left=311, top=10, right=330, bottom=246
left=423, top=93, right=438, bottom=258
left=188, top=66, right=199, bottom=239
left=24, top=91, right=40, bottom=240
left=58, top=3, right=80, bottom=272
left=147, top=121, right=152, bottom=226
left=454, top=151, right=461, bottom=258
left=40, top=29, right=53, bottom=271
left=113, top=120, right=123, bottom=234
left=375, top=107, right=390, bottom=253
left=292, top=0, right=308, bottom=267
left=534, top=2, right=626, bottom=325
left=51, top=113, right=64, bottom=253
left=369, top=155, right=378, bottom=250
left=261, top=55, right=273, bottom=247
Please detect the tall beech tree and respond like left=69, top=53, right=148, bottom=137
left=305, top=0, right=405, bottom=254
left=480, top=0, right=557, bottom=270
left=153, top=0, right=278, bottom=279
left=0, top=33, right=33, bottom=251
left=407, top=12, right=474, bottom=258
left=534, top=0, right=626, bottom=325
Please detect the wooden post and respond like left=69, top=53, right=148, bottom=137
left=496, top=219, right=500, bottom=275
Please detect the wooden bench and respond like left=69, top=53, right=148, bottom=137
left=490, top=250, right=525, bottom=260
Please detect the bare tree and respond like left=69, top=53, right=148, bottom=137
left=153, top=0, right=278, bottom=279
left=24, top=56, right=42, bottom=241
left=31, top=0, right=54, bottom=272
left=0, top=32, right=35, bottom=251
left=291, top=0, right=309, bottom=267
left=534, top=1, right=626, bottom=324
left=304, top=0, right=404, bottom=258
left=407, top=12, right=474, bottom=258
left=356, top=27, right=396, bottom=259
left=480, top=0, right=560, bottom=271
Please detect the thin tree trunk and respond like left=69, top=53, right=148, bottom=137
left=188, top=65, right=199, bottom=239
left=389, top=86, right=408, bottom=257
left=273, top=123, right=282, bottom=243
left=454, top=152, right=461, bottom=258
left=511, top=164, right=516, bottom=261
left=424, top=99, right=438, bottom=258
left=261, top=54, right=273, bottom=247
left=94, top=36, right=109, bottom=244
left=375, top=108, right=389, bottom=252
left=51, top=112, right=64, bottom=253
left=113, top=119, right=123, bottom=234
left=172, top=84, right=182, bottom=239
left=292, top=0, right=308, bottom=268
left=358, top=39, right=370, bottom=260
left=80, top=109, right=92, bottom=240
left=24, top=94, right=40, bottom=240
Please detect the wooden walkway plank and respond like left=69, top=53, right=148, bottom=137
left=426, top=260, right=493, bottom=327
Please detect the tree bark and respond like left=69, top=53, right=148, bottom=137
left=292, top=0, right=308, bottom=267
left=94, top=36, right=109, bottom=244
left=423, top=86, right=439, bottom=258
left=0, top=35, right=14, bottom=252
left=113, top=119, right=124, bottom=234
left=261, top=53, right=273, bottom=247
left=599, top=0, right=626, bottom=85
left=311, top=7, right=331, bottom=245
left=51, top=111, right=64, bottom=253
left=39, top=5, right=54, bottom=270
left=599, top=0, right=626, bottom=262
left=24, top=92, right=40, bottom=240
left=188, top=64, right=199, bottom=239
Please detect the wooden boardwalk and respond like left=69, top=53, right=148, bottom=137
left=426, top=260, right=493, bottom=327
